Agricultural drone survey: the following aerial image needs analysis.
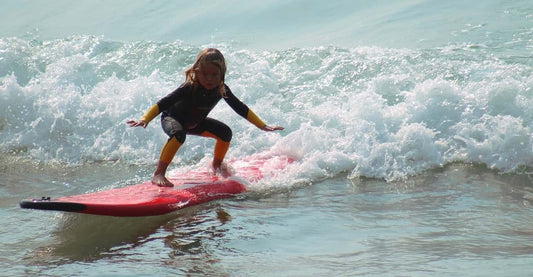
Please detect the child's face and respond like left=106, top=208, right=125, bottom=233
left=196, top=63, right=221, bottom=90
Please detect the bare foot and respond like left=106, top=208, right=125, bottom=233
left=212, top=161, right=232, bottom=177
left=152, top=174, right=174, bottom=187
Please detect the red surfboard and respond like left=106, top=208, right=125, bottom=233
left=20, top=154, right=293, bottom=217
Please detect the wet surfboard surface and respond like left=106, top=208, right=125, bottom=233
left=20, top=154, right=293, bottom=217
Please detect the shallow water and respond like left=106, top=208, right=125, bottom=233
left=3, top=159, right=533, bottom=276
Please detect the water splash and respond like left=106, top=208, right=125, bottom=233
left=1, top=36, right=532, bottom=182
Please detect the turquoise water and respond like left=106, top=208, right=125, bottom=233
left=2, top=0, right=533, bottom=276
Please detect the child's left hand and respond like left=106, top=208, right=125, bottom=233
left=262, top=125, right=284, bottom=132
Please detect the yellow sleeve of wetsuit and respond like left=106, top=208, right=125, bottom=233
left=246, top=109, right=266, bottom=129
left=140, top=104, right=160, bottom=123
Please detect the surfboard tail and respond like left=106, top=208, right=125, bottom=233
left=20, top=199, right=87, bottom=212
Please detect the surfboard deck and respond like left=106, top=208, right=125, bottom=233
left=20, top=154, right=293, bottom=217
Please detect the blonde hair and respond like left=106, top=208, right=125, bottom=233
left=185, top=48, right=228, bottom=98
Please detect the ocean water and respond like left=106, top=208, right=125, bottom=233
left=1, top=0, right=533, bottom=276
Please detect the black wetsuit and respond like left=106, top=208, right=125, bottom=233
left=153, top=83, right=263, bottom=143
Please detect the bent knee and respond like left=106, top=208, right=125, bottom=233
left=171, top=131, right=186, bottom=143
left=220, top=126, right=232, bottom=142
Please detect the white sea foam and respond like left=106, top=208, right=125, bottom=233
left=1, top=35, right=532, bottom=182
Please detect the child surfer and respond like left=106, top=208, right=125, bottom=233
left=127, top=48, right=284, bottom=187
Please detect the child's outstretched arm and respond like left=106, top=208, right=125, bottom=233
left=127, top=104, right=160, bottom=128
left=223, top=86, right=284, bottom=132
left=246, top=109, right=284, bottom=132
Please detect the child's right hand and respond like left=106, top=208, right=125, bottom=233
left=127, top=120, right=148, bottom=128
